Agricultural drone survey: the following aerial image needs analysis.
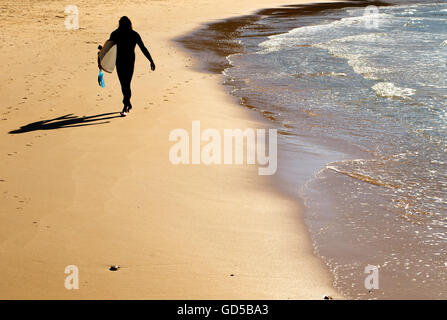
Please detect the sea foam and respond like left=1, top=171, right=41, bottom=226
left=371, top=82, right=416, bottom=99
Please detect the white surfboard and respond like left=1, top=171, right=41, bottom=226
left=98, top=40, right=117, bottom=73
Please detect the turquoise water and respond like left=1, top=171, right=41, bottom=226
left=223, top=2, right=447, bottom=298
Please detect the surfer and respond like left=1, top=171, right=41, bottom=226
left=109, top=16, right=156, bottom=116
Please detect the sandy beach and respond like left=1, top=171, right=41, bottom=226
left=0, top=0, right=341, bottom=299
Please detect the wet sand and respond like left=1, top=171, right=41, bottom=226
left=0, top=0, right=341, bottom=299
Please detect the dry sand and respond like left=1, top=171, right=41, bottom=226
left=0, top=0, right=341, bottom=299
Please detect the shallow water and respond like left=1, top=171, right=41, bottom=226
left=179, top=0, right=447, bottom=299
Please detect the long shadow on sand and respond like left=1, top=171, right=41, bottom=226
left=9, top=112, right=122, bottom=134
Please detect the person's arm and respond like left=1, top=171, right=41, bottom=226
left=136, top=33, right=156, bottom=71
left=109, top=31, right=116, bottom=42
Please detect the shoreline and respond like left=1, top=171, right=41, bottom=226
left=177, top=0, right=393, bottom=299
left=1, top=0, right=342, bottom=299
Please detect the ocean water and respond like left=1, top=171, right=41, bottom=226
left=222, top=1, right=447, bottom=299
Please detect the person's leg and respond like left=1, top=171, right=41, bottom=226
left=125, top=64, right=135, bottom=112
left=117, top=66, right=128, bottom=114
left=117, top=63, right=134, bottom=113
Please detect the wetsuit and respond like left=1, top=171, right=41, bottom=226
left=109, top=28, right=154, bottom=108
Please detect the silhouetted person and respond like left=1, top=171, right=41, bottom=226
left=109, top=16, right=156, bottom=116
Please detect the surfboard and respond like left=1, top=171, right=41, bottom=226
left=98, top=40, right=117, bottom=73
